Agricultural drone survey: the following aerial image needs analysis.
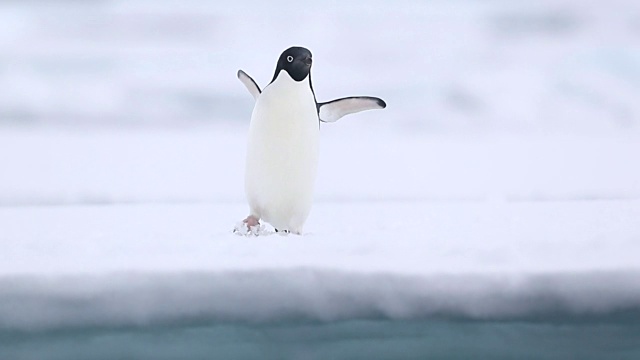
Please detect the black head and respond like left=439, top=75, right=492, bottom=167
left=271, top=46, right=313, bottom=82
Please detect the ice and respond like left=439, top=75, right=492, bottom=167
left=1, top=127, right=639, bottom=331
left=2, top=269, right=640, bottom=332
left=1, top=0, right=639, bottom=338
left=0, top=0, right=639, bottom=132
left=1, top=128, right=638, bottom=206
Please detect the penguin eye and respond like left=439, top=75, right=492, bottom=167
left=286, top=55, right=293, bottom=63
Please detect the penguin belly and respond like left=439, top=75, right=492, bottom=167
left=244, top=76, right=319, bottom=233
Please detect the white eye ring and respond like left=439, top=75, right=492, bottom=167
left=287, top=55, right=293, bottom=62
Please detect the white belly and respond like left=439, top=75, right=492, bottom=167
left=244, top=74, right=319, bottom=232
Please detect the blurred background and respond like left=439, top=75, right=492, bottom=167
left=1, top=0, right=639, bottom=205
left=2, top=0, right=639, bottom=131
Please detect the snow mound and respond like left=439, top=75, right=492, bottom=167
left=1, top=270, right=639, bottom=332
left=1, top=129, right=639, bottom=333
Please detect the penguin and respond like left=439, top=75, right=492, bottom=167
left=236, top=46, right=386, bottom=235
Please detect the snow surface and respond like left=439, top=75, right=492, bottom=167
left=1, top=128, right=639, bottom=331
left=1, top=0, right=639, bottom=336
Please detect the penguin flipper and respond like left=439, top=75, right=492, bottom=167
left=317, top=96, right=386, bottom=123
left=237, top=70, right=261, bottom=100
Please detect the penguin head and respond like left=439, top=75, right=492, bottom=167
left=272, top=46, right=313, bottom=82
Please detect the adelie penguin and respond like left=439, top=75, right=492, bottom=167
left=235, top=46, right=386, bottom=235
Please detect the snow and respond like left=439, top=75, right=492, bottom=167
left=1, top=127, right=639, bottom=206
left=1, top=0, right=639, bottom=131
left=2, top=195, right=638, bottom=276
left=0, top=0, right=639, bottom=342
left=1, top=128, right=639, bottom=331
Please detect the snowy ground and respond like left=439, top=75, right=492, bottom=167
left=1, top=127, right=639, bottom=333
left=1, top=0, right=640, bottom=357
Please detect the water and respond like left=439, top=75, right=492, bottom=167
left=2, top=319, right=639, bottom=359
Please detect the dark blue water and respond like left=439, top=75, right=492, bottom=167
left=2, top=319, right=639, bottom=360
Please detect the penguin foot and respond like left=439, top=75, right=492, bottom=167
left=243, top=215, right=260, bottom=228
left=275, top=229, right=303, bottom=236
left=233, top=215, right=263, bottom=236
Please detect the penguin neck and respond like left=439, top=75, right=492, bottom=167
left=268, top=70, right=316, bottom=101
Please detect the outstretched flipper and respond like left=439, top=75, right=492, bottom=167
left=237, top=70, right=261, bottom=100
left=317, top=96, right=386, bottom=123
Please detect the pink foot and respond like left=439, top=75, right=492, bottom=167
left=243, top=215, right=260, bottom=228
left=234, top=215, right=262, bottom=236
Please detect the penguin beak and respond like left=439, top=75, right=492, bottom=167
left=302, top=55, right=312, bottom=66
